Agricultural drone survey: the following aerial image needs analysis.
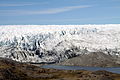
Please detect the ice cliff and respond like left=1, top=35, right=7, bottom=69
left=0, top=24, right=120, bottom=63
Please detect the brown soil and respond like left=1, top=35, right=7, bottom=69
left=0, top=58, right=120, bottom=80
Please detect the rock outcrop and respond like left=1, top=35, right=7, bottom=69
left=57, top=52, right=120, bottom=67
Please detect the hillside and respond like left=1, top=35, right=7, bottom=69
left=57, top=52, right=120, bottom=67
left=0, top=58, right=120, bottom=80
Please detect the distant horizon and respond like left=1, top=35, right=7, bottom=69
left=0, top=23, right=120, bottom=25
left=0, top=22, right=120, bottom=25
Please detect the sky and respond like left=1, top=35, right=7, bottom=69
left=0, top=0, right=120, bottom=25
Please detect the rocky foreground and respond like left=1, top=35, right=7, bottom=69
left=0, top=58, right=120, bottom=80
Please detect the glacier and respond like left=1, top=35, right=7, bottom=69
left=0, top=24, right=120, bottom=63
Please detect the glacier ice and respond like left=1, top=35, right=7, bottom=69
left=0, top=24, right=120, bottom=63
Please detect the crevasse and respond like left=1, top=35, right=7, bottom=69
left=0, top=24, right=120, bottom=63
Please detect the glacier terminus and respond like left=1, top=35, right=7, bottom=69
left=0, top=24, right=120, bottom=64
